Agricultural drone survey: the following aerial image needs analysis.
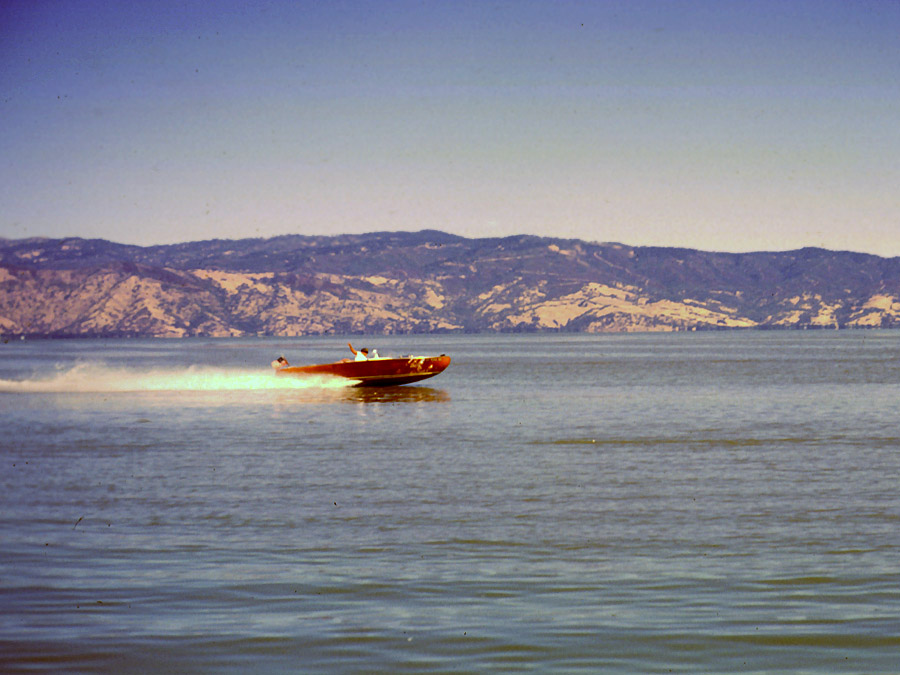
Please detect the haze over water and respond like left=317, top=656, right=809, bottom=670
left=2, top=332, right=899, bottom=673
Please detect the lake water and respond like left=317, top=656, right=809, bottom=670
left=2, top=331, right=899, bottom=673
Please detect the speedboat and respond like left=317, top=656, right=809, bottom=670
left=276, top=354, right=451, bottom=387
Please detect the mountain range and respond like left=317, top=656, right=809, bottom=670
left=2, top=231, right=899, bottom=337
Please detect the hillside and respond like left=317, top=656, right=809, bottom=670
left=2, top=231, right=900, bottom=337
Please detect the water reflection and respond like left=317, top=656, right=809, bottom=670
left=341, top=386, right=450, bottom=404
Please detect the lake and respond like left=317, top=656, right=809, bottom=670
left=2, top=331, right=899, bottom=673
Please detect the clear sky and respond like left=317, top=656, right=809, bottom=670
left=2, top=0, right=899, bottom=255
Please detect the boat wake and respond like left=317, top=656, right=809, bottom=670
left=0, top=363, right=354, bottom=393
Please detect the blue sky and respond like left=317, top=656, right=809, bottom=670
left=2, top=0, right=899, bottom=254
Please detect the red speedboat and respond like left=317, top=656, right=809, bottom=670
left=276, top=354, right=451, bottom=387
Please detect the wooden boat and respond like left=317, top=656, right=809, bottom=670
left=276, top=354, right=451, bottom=387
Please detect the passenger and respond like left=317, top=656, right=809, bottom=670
left=347, top=343, right=369, bottom=361
left=370, top=348, right=380, bottom=359
left=271, top=356, right=289, bottom=369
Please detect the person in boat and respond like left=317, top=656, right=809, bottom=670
left=347, top=343, right=369, bottom=361
left=271, top=356, right=289, bottom=369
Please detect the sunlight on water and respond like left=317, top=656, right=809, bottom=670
left=0, top=363, right=353, bottom=393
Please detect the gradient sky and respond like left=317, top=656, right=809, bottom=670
left=3, top=0, right=899, bottom=254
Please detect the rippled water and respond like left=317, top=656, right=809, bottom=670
left=2, top=332, right=899, bottom=673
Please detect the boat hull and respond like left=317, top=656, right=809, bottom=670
left=277, top=355, right=451, bottom=387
